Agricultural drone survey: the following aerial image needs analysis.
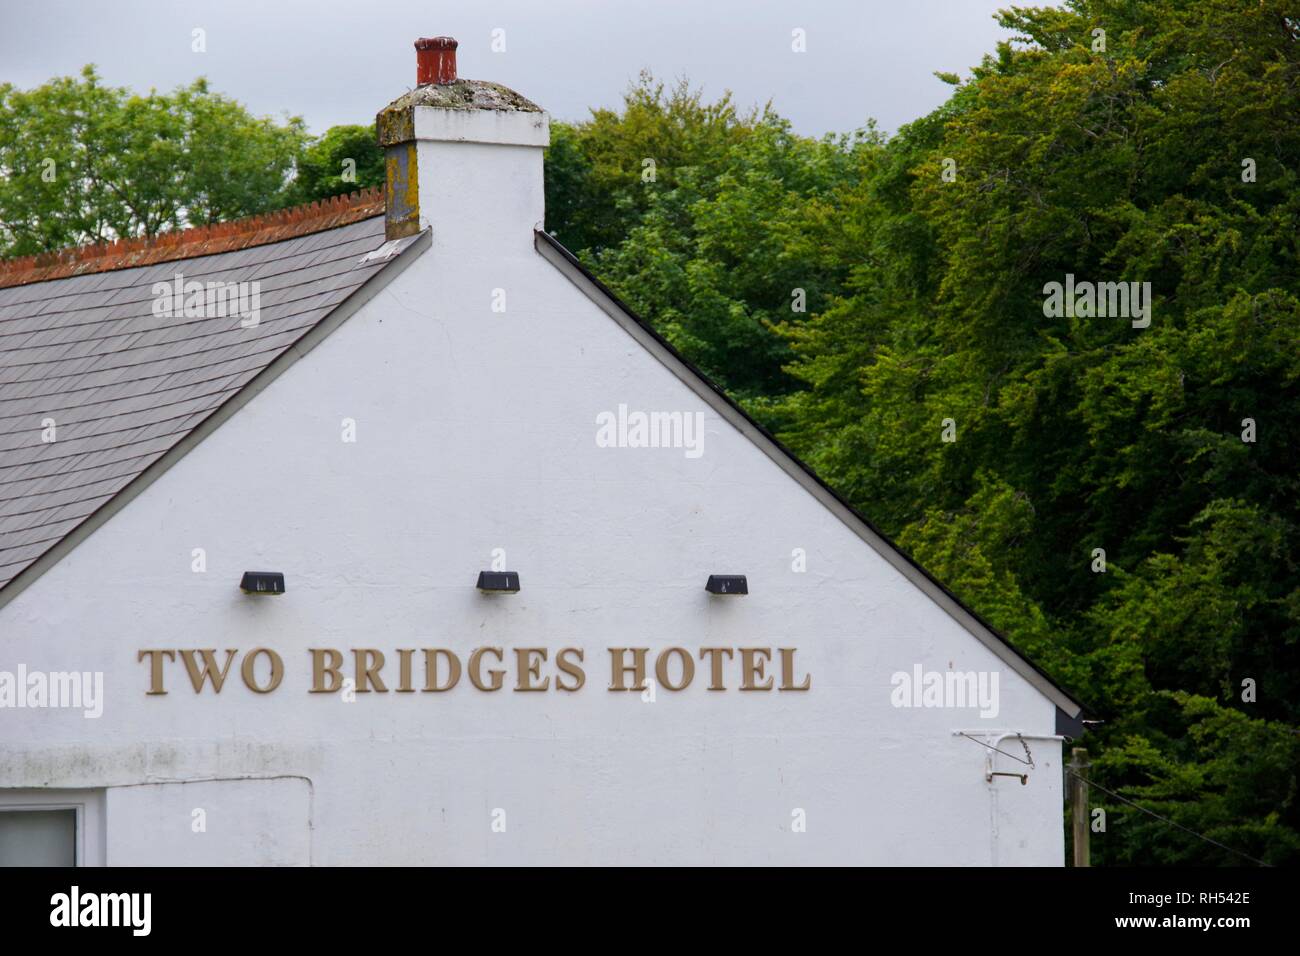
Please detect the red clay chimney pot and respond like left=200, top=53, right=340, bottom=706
left=415, top=36, right=458, bottom=86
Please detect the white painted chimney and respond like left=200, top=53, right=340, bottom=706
left=377, top=36, right=550, bottom=256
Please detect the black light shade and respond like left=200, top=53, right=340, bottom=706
left=477, top=571, right=520, bottom=593
left=240, top=571, right=285, bottom=595
left=705, top=574, right=748, bottom=595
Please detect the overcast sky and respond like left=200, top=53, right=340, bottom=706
left=0, top=0, right=1018, bottom=138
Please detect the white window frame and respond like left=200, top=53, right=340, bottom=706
left=0, top=789, right=105, bottom=866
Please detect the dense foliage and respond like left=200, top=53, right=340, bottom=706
left=0, top=73, right=387, bottom=258
left=288, top=123, right=384, bottom=206
left=546, top=73, right=877, bottom=410
left=0, top=67, right=308, bottom=255
left=547, top=0, right=1300, bottom=865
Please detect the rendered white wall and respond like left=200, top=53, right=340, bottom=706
left=0, top=120, right=1064, bottom=865
left=105, top=779, right=311, bottom=865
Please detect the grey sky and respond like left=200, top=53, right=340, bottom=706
left=0, top=0, right=1017, bottom=137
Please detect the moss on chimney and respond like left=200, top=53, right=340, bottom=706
left=376, top=79, right=542, bottom=148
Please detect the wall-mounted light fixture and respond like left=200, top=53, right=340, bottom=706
left=705, top=574, right=748, bottom=595
left=240, top=571, right=285, bottom=595
left=477, top=571, right=520, bottom=593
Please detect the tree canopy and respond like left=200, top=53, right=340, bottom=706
left=0, top=66, right=309, bottom=256
left=289, top=122, right=384, bottom=206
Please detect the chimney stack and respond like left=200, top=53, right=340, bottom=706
left=377, top=36, right=550, bottom=249
left=415, top=36, right=457, bottom=86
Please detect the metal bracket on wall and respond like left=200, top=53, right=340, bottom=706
left=990, top=771, right=1028, bottom=785
left=954, top=730, right=1065, bottom=785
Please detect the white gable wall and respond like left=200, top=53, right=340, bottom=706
left=0, top=135, right=1065, bottom=863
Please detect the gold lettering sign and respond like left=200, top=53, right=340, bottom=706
left=241, top=647, right=283, bottom=693
left=423, top=649, right=461, bottom=692
left=137, top=647, right=811, bottom=695
left=309, top=648, right=343, bottom=693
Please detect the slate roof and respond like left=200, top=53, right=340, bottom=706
left=0, top=203, right=399, bottom=593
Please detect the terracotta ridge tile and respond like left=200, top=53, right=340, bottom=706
left=0, top=186, right=385, bottom=290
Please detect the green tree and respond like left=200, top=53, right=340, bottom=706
left=290, top=123, right=384, bottom=205
left=546, top=72, right=875, bottom=409
left=0, top=66, right=308, bottom=256
left=545, top=72, right=756, bottom=256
